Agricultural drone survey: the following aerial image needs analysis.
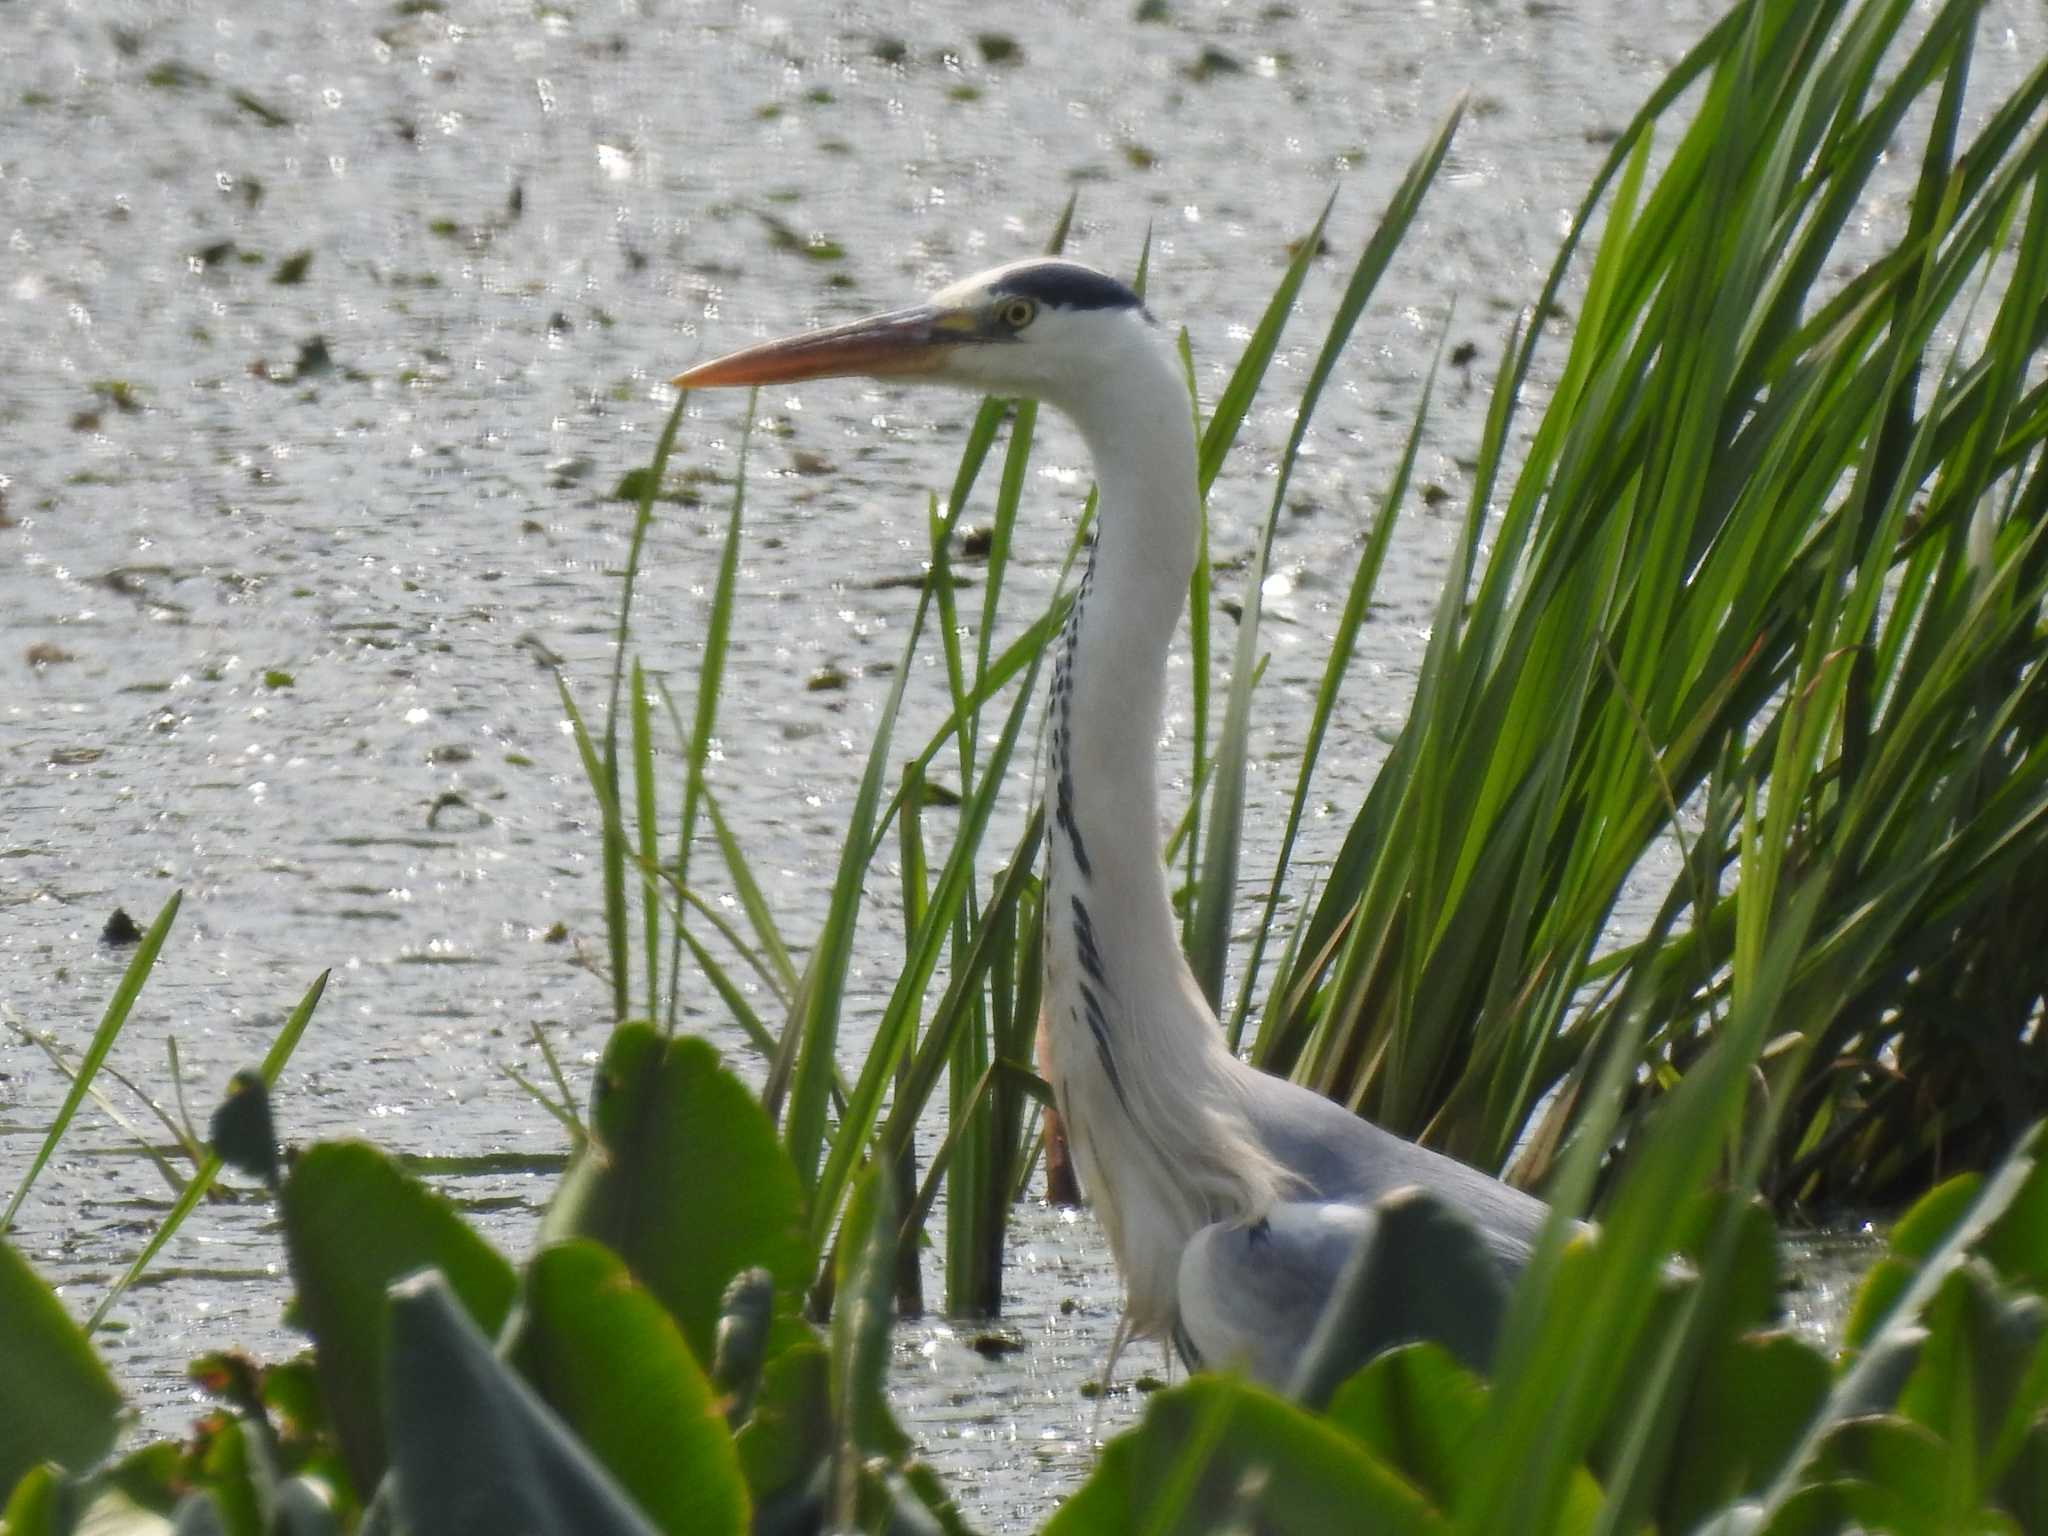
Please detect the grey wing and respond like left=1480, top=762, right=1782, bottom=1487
left=1176, top=1201, right=1376, bottom=1386
left=1235, top=1065, right=1550, bottom=1270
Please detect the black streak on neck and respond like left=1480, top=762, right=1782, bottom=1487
left=1071, top=896, right=1107, bottom=987
left=1052, top=548, right=1124, bottom=1109
left=1050, top=566, right=1094, bottom=879
left=1077, top=983, right=1127, bottom=1109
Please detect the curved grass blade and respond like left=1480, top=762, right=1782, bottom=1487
left=89, top=970, right=329, bottom=1331
left=665, top=395, right=757, bottom=1032
left=3, top=891, right=181, bottom=1234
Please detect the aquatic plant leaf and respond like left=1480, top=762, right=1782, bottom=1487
left=1976, top=1148, right=2048, bottom=1294
left=0, top=1240, right=122, bottom=1494
left=888, top=1461, right=976, bottom=1536
left=1287, top=1186, right=1510, bottom=1410
left=383, top=1271, right=659, bottom=1536
left=1755, top=1477, right=1941, bottom=1536
left=1763, top=1127, right=2048, bottom=1518
left=1045, top=1375, right=1444, bottom=1536
left=539, top=1026, right=806, bottom=1366
left=1998, top=1418, right=2048, bottom=1535
left=185, top=1417, right=259, bottom=1536
left=1894, top=1261, right=2048, bottom=1497
left=1597, top=1191, right=1795, bottom=1531
left=711, top=1267, right=776, bottom=1425
left=280, top=1142, right=516, bottom=1496
left=1798, top=1414, right=1951, bottom=1527
left=1324, top=1342, right=1604, bottom=1529
left=1675, top=1191, right=1784, bottom=1336
left=732, top=1342, right=830, bottom=1531
left=206, top=1070, right=279, bottom=1189
left=1324, top=1343, right=1489, bottom=1510
left=2, top=1464, right=68, bottom=1536
left=1658, top=1330, right=1831, bottom=1532
left=513, top=1240, right=748, bottom=1536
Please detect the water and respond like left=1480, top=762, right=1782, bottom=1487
left=0, top=0, right=2034, bottom=1524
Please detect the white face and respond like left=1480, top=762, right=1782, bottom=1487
left=918, top=261, right=1155, bottom=407
left=672, top=257, right=1155, bottom=412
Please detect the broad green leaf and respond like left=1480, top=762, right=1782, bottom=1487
left=2, top=1465, right=69, bottom=1536
left=1046, top=1375, right=1445, bottom=1536
left=1894, top=1261, right=2048, bottom=1498
left=514, top=1241, right=748, bottom=1536
left=186, top=1419, right=259, bottom=1536
left=1758, top=1478, right=1944, bottom=1536
left=207, top=1071, right=278, bottom=1189
left=1326, top=1343, right=1486, bottom=1509
left=1329, top=1343, right=1605, bottom=1532
left=1660, top=1331, right=1831, bottom=1531
left=383, top=1271, right=660, bottom=1536
left=1289, top=1188, right=1511, bottom=1409
left=539, top=1026, right=806, bottom=1366
left=280, top=1142, right=516, bottom=1495
left=1764, top=1128, right=2048, bottom=1521
left=1596, top=1192, right=1793, bottom=1532
left=1998, top=1417, right=2048, bottom=1536
left=732, top=1342, right=830, bottom=1529
left=0, top=1240, right=122, bottom=1494
left=1799, top=1413, right=1955, bottom=1530
left=1977, top=1150, right=2048, bottom=1293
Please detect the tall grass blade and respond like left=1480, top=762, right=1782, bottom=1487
left=666, top=395, right=756, bottom=1031
left=89, top=968, right=328, bottom=1330
left=2, top=891, right=181, bottom=1234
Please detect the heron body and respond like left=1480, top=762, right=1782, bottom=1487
left=675, top=257, right=1549, bottom=1385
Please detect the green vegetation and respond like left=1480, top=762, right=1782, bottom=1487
left=4, top=0, right=2045, bottom=1530
left=1243, top=0, right=2048, bottom=1217
left=6, top=1020, right=2048, bottom=1531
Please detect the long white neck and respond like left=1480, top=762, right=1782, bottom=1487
left=1050, top=357, right=1199, bottom=997
left=1036, top=326, right=1289, bottom=1338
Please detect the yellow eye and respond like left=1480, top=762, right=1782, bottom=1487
left=997, top=296, right=1038, bottom=331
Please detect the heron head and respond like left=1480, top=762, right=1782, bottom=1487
left=672, top=258, right=1152, bottom=409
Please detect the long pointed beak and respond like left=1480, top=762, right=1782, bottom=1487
left=672, top=304, right=973, bottom=389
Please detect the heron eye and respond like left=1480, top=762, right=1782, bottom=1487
left=997, top=297, right=1038, bottom=331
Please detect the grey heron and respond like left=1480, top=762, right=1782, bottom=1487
left=673, top=258, right=1550, bottom=1386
